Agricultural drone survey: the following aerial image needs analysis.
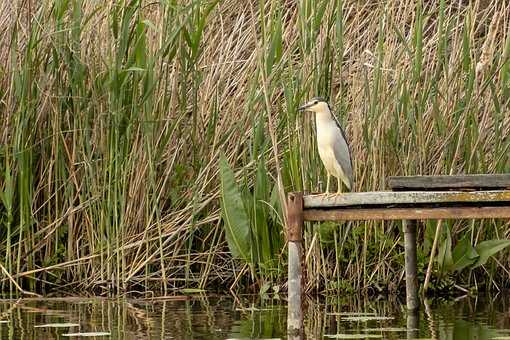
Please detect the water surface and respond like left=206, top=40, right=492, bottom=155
left=0, top=294, right=509, bottom=339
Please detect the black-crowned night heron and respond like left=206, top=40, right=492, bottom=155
left=299, top=97, right=353, bottom=194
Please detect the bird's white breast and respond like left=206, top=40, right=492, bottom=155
left=315, top=112, right=339, bottom=147
left=314, top=110, right=350, bottom=184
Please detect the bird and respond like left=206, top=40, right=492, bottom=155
left=298, top=97, right=353, bottom=194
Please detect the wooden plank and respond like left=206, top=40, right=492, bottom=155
left=303, top=190, right=510, bottom=208
left=388, top=174, right=510, bottom=190
left=303, top=206, right=510, bottom=221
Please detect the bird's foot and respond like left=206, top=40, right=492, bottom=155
left=324, top=191, right=337, bottom=199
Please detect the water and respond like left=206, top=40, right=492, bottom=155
left=0, top=294, right=509, bottom=339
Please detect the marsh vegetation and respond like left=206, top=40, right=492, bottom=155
left=0, top=0, right=509, bottom=296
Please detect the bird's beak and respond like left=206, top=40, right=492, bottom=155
left=298, top=103, right=311, bottom=112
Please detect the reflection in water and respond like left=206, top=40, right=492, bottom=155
left=0, top=294, right=508, bottom=339
left=0, top=296, right=285, bottom=339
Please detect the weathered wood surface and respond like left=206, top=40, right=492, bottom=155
left=403, top=220, right=419, bottom=311
left=287, top=241, right=303, bottom=336
left=286, top=192, right=304, bottom=336
left=303, top=190, right=510, bottom=208
left=407, top=310, right=419, bottom=339
left=303, top=206, right=510, bottom=221
left=388, top=174, right=510, bottom=190
left=287, top=193, right=304, bottom=242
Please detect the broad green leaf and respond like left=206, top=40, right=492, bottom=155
left=437, top=225, right=452, bottom=272
left=219, top=153, right=252, bottom=261
left=471, top=239, right=510, bottom=269
left=451, top=237, right=478, bottom=272
left=254, top=158, right=272, bottom=263
left=422, top=220, right=436, bottom=255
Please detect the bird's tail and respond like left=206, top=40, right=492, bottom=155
left=348, top=177, right=354, bottom=192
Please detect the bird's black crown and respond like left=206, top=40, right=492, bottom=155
left=310, top=96, right=327, bottom=103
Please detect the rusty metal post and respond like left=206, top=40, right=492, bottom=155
left=403, top=220, right=419, bottom=311
left=287, top=192, right=304, bottom=336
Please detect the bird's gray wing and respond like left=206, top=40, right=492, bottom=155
left=331, top=115, right=354, bottom=190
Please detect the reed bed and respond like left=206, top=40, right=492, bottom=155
left=0, top=0, right=509, bottom=295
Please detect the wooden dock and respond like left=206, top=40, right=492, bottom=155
left=286, top=174, right=510, bottom=337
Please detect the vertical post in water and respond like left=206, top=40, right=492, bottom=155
left=403, top=220, right=419, bottom=310
left=287, top=192, right=304, bottom=337
left=406, top=309, right=419, bottom=339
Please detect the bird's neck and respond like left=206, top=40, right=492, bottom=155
left=315, top=109, right=334, bottom=125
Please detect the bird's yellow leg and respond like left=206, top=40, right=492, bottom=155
left=337, top=177, right=342, bottom=194
left=326, top=173, right=331, bottom=194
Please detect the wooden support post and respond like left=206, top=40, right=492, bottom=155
left=403, top=220, right=419, bottom=311
left=287, top=192, right=304, bottom=336
left=406, top=309, right=419, bottom=339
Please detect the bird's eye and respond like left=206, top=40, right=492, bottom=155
left=313, top=101, right=318, bottom=104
